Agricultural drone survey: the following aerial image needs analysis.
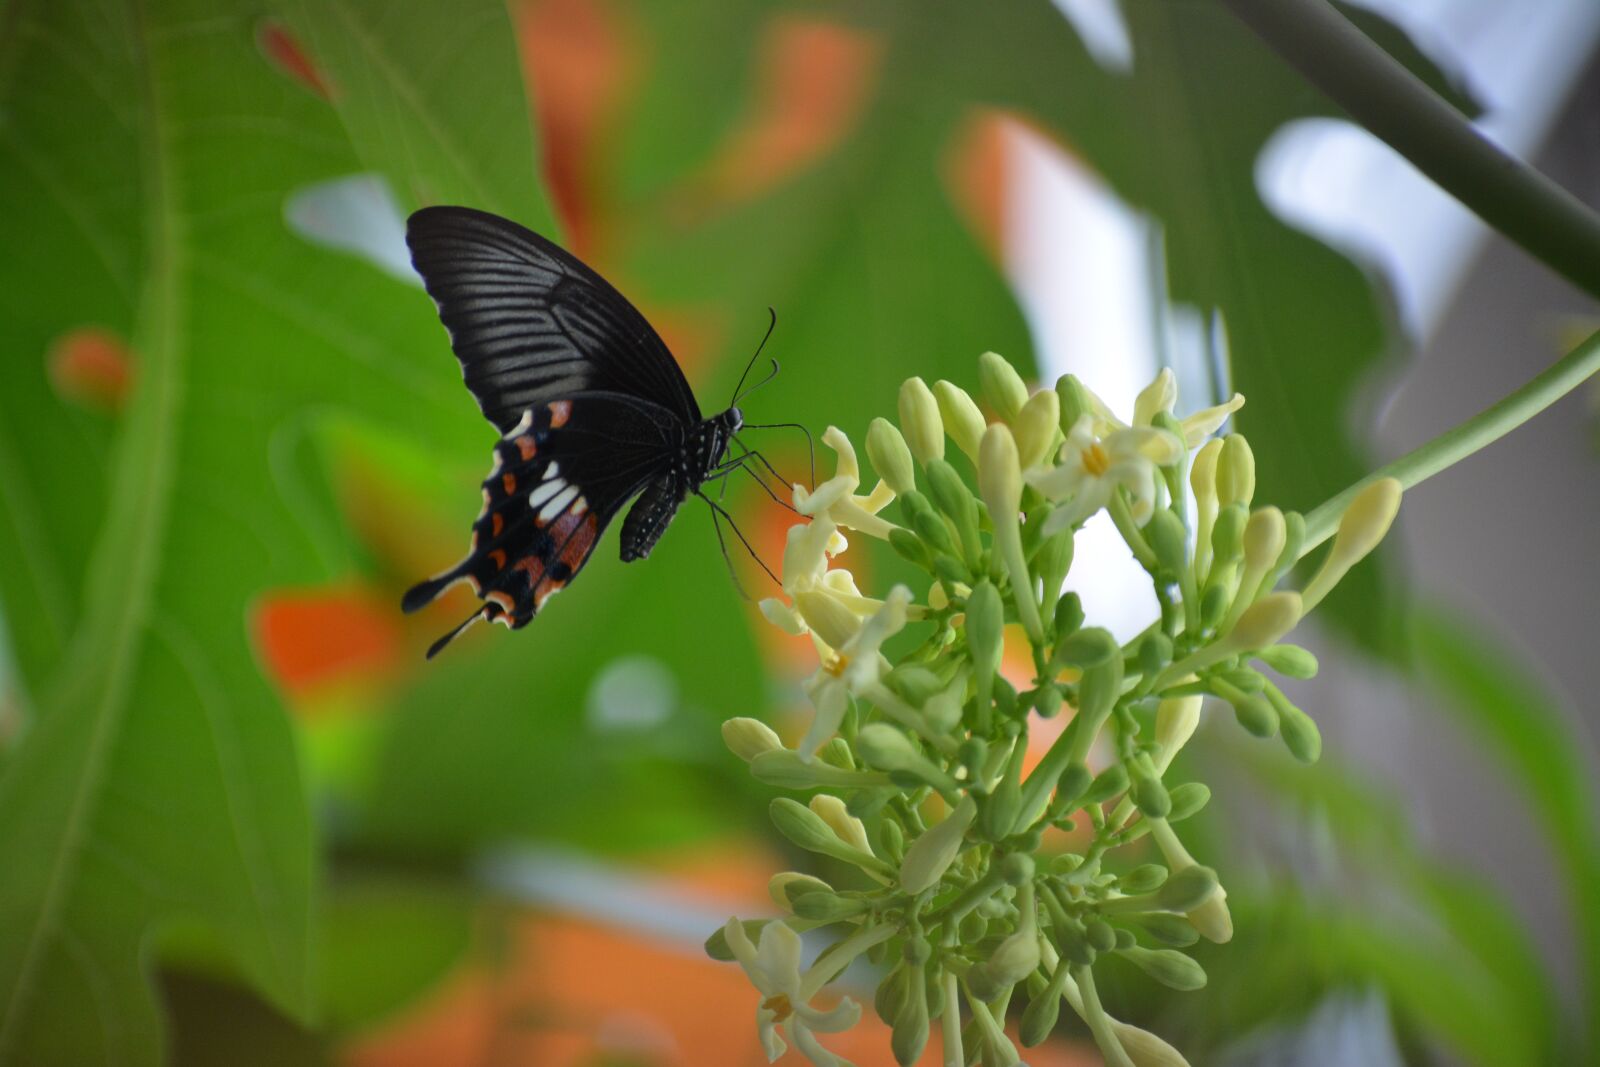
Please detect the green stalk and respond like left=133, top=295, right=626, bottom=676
left=1217, top=0, right=1600, bottom=299
left=1073, top=965, right=1136, bottom=1067
left=1302, top=327, right=1600, bottom=552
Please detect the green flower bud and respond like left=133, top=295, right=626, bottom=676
left=1266, top=684, right=1322, bottom=763
left=1001, top=852, right=1036, bottom=886
left=704, top=918, right=767, bottom=961
left=966, top=579, right=1005, bottom=680
left=792, top=890, right=870, bottom=921
left=770, top=797, right=850, bottom=856
left=1054, top=626, right=1118, bottom=669
left=933, top=553, right=972, bottom=587
left=1120, top=864, right=1169, bottom=895
left=879, top=817, right=906, bottom=863
left=1055, top=374, right=1092, bottom=434
left=1216, top=666, right=1266, bottom=692
left=905, top=935, right=933, bottom=965
left=1242, top=505, right=1286, bottom=577
left=1230, top=690, right=1279, bottom=738
left=1112, top=1019, right=1195, bottom=1067
left=1132, top=912, right=1199, bottom=947
left=875, top=961, right=909, bottom=1024
left=1019, top=979, right=1062, bottom=1047
left=1166, top=782, right=1211, bottom=822
left=889, top=525, right=935, bottom=570
left=1131, top=763, right=1172, bottom=819
left=1013, top=388, right=1061, bottom=468
left=1033, top=683, right=1063, bottom=719
left=902, top=490, right=958, bottom=557
left=858, top=725, right=959, bottom=794
left=721, top=717, right=784, bottom=762
left=899, top=795, right=977, bottom=894
left=1114, top=928, right=1137, bottom=950
left=1054, top=592, right=1084, bottom=637
left=986, top=927, right=1041, bottom=987
left=980, top=735, right=1026, bottom=841
left=1216, top=434, right=1255, bottom=507
left=891, top=964, right=930, bottom=1066
left=1210, top=502, right=1248, bottom=564
left=1055, top=917, right=1095, bottom=966
left=960, top=909, right=989, bottom=944
left=770, top=871, right=834, bottom=910
left=1157, top=864, right=1220, bottom=912
left=1145, top=509, right=1189, bottom=577
left=1255, top=643, right=1319, bottom=678
left=1139, top=632, right=1174, bottom=680
left=899, top=376, right=944, bottom=463
left=867, top=416, right=918, bottom=495
left=750, top=750, right=882, bottom=790
left=934, top=379, right=987, bottom=459
left=1199, top=582, right=1230, bottom=628
left=926, top=458, right=981, bottom=564
left=958, top=737, right=989, bottom=775
left=1079, top=763, right=1129, bottom=809
left=1048, top=762, right=1093, bottom=816
left=1086, top=919, right=1117, bottom=953
left=978, top=351, right=1030, bottom=423
left=885, top=664, right=943, bottom=706
left=1223, top=591, right=1303, bottom=652
left=1118, top=946, right=1207, bottom=991
left=1154, top=695, right=1202, bottom=774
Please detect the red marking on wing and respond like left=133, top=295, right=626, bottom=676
left=555, top=511, right=599, bottom=573
left=489, top=548, right=508, bottom=570
left=255, top=20, right=334, bottom=100
left=503, top=472, right=518, bottom=493
left=516, top=435, right=538, bottom=460
left=491, top=513, right=505, bottom=537
left=548, top=400, right=572, bottom=428
left=47, top=327, right=134, bottom=412
left=514, top=554, right=547, bottom=583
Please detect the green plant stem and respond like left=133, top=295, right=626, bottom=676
left=1073, top=965, right=1135, bottom=1067
left=1217, top=0, right=1600, bottom=299
left=1301, top=326, right=1600, bottom=552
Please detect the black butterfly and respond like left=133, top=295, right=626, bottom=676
left=401, top=206, right=782, bottom=658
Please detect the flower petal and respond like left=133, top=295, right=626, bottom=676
left=755, top=920, right=805, bottom=995
left=800, top=994, right=863, bottom=1033
left=799, top=676, right=849, bottom=759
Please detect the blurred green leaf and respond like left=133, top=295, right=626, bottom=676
left=319, top=879, right=473, bottom=1033
left=0, top=0, right=544, bottom=1063
left=1411, top=606, right=1600, bottom=1061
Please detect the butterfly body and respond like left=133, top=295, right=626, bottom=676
left=401, top=206, right=741, bottom=656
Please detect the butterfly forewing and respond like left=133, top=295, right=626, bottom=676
left=406, top=206, right=700, bottom=432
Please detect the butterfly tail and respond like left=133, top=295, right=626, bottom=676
left=426, top=608, right=488, bottom=659
left=402, top=568, right=467, bottom=614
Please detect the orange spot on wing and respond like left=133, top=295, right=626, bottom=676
left=556, top=512, right=599, bottom=573
left=253, top=585, right=400, bottom=700
left=548, top=400, right=572, bottom=428
left=503, top=472, right=518, bottom=493
left=514, top=554, right=546, bottom=583
left=255, top=20, right=333, bottom=100
left=47, top=327, right=134, bottom=412
left=489, top=548, right=507, bottom=570
left=516, top=435, right=538, bottom=460
left=491, top=513, right=504, bottom=537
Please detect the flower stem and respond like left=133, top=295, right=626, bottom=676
left=1073, top=965, right=1136, bottom=1067
left=1301, top=326, right=1600, bottom=553
left=941, top=970, right=964, bottom=1067
left=1216, top=0, right=1600, bottom=299
left=800, top=922, right=896, bottom=998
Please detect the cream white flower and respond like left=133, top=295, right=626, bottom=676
left=1129, top=368, right=1245, bottom=448
left=798, top=585, right=911, bottom=758
left=794, top=427, right=897, bottom=538
left=758, top=516, right=881, bottom=642
left=723, top=918, right=862, bottom=1067
left=1027, top=414, right=1182, bottom=533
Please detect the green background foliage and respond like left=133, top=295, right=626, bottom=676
left=0, top=0, right=1593, bottom=1064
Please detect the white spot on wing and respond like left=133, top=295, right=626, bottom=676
left=540, top=485, right=579, bottom=522
left=528, top=477, right=566, bottom=510
left=503, top=409, right=534, bottom=438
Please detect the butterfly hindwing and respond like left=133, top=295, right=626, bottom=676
left=406, top=206, right=701, bottom=432
left=403, top=393, right=687, bottom=656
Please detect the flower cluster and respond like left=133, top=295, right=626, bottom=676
left=712, top=353, right=1402, bottom=1067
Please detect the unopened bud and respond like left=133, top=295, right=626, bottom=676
left=1216, top=434, right=1255, bottom=507
left=810, top=794, right=873, bottom=854
left=1120, top=947, right=1207, bottom=991
left=978, top=351, right=1029, bottom=423
left=1303, top=477, right=1402, bottom=611
left=794, top=590, right=861, bottom=650
left=1224, top=591, right=1303, bottom=652
left=899, top=377, right=944, bottom=463
left=722, top=717, right=783, bottom=762
left=769, top=871, right=833, bottom=910
left=1255, top=643, right=1318, bottom=678
left=1013, top=388, right=1061, bottom=468
left=935, top=379, right=987, bottom=459
left=899, top=795, right=977, bottom=894
left=867, top=417, right=917, bottom=495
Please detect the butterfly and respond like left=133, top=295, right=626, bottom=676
left=401, top=206, right=782, bottom=658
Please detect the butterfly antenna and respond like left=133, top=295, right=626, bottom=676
left=697, top=491, right=781, bottom=587
left=730, top=307, right=779, bottom=406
